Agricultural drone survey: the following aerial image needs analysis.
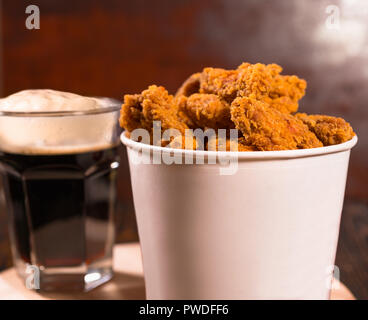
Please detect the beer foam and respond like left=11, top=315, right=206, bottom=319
left=0, top=89, right=120, bottom=155
left=0, top=89, right=107, bottom=112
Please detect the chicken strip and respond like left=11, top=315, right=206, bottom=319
left=295, top=113, right=355, bottom=146
left=120, top=85, right=188, bottom=135
left=180, top=93, right=234, bottom=129
left=230, top=96, right=323, bottom=151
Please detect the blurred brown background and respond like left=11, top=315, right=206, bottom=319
left=0, top=0, right=367, bottom=298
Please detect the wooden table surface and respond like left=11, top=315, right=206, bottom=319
left=0, top=243, right=355, bottom=300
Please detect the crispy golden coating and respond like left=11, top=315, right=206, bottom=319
left=175, top=95, right=196, bottom=128
left=264, top=75, right=307, bottom=113
left=166, top=133, right=197, bottom=150
left=199, top=62, right=306, bottom=113
left=237, top=142, right=257, bottom=151
left=181, top=93, right=234, bottom=129
left=120, top=62, right=354, bottom=151
left=237, top=63, right=306, bottom=113
left=120, top=85, right=188, bottom=135
left=199, top=67, right=239, bottom=103
left=263, top=96, right=298, bottom=114
left=236, top=63, right=280, bottom=100
left=206, top=135, right=256, bottom=151
left=237, top=137, right=258, bottom=151
left=270, top=75, right=307, bottom=102
left=198, top=63, right=273, bottom=102
left=175, top=73, right=201, bottom=97
left=230, top=96, right=323, bottom=151
left=295, top=113, right=355, bottom=146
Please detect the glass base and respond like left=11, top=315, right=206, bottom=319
left=14, top=258, right=113, bottom=292
left=39, top=268, right=113, bottom=292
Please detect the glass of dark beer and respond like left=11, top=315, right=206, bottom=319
left=0, top=100, right=121, bottom=291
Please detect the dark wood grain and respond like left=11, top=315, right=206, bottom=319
left=0, top=0, right=367, bottom=299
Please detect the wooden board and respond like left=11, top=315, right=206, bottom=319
left=0, top=243, right=355, bottom=300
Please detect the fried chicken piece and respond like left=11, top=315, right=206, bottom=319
left=174, top=95, right=196, bottom=128
left=270, top=75, right=307, bottom=102
left=238, top=142, right=257, bottom=151
left=121, top=63, right=354, bottom=152
left=199, top=67, right=240, bottom=103
left=199, top=62, right=306, bottom=113
left=120, top=85, right=188, bottom=135
left=199, top=63, right=274, bottom=102
left=165, top=132, right=197, bottom=150
left=175, top=73, right=201, bottom=97
left=206, top=135, right=257, bottom=151
left=238, top=137, right=258, bottom=151
left=263, top=75, right=307, bottom=113
left=237, top=63, right=306, bottom=113
left=263, top=96, right=299, bottom=114
left=236, top=63, right=280, bottom=100
left=230, top=96, right=323, bottom=151
left=180, top=93, right=234, bottom=129
left=295, top=113, right=355, bottom=146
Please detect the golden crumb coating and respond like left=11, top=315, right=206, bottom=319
left=270, top=75, right=307, bottom=102
left=120, top=85, right=188, bottom=135
left=230, top=96, right=323, bottom=151
left=199, top=67, right=239, bottom=103
left=236, top=63, right=280, bottom=100
left=237, top=63, right=306, bottom=113
left=175, top=73, right=201, bottom=97
left=237, top=137, right=258, bottom=151
left=174, top=95, right=196, bottom=128
left=120, top=62, right=354, bottom=151
left=295, top=113, right=355, bottom=146
left=237, top=142, right=258, bottom=151
left=165, top=133, right=197, bottom=150
left=199, top=62, right=306, bottom=113
left=181, top=93, right=234, bottom=129
left=264, top=75, right=307, bottom=113
left=206, top=136, right=257, bottom=152
left=206, top=135, right=257, bottom=151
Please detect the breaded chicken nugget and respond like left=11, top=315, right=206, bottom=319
left=264, top=74, right=307, bottom=113
left=199, top=62, right=306, bottom=113
left=295, top=113, right=355, bottom=146
left=199, top=67, right=239, bottom=103
left=237, top=63, right=306, bottom=113
left=165, top=133, right=197, bottom=150
left=181, top=93, right=234, bottom=129
left=120, top=85, right=188, bottom=135
left=206, top=135, right=257, bottom=151
left=230, top=96, right=323, bottom=151
left=236, top=63, right=280, bottom=100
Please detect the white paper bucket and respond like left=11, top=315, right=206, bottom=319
left=121, top=132, right=357, bottom=300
